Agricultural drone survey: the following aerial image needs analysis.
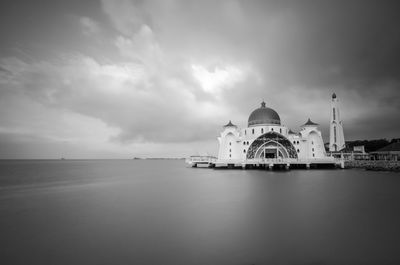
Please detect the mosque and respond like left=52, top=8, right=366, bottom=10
left=187, top=93, right=345, bottom=169
left=213, top=94, right=344, bottom=168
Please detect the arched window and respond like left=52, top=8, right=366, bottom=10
left=245, top=130, right=247, bottom=135
left=297, top=141, right=299, bottom=144
left=297, top=149, right=300, bottom=153
left=243, top=142, right=245, bottom=145
left=229, top=149, right=231, bottom=152
left=252, top=129, right=254, bottom=134
left=293, top=141, right=296, bottom=144
left=247, top=141, right=249, bottom=145
left=312, top=141, right=314, bottom=145
left=229, top=154, right=231, bottom=158
left=280, top=128, right=282, bottom=134
left=312, top=148, right=314, bottom=152
left=229, top=142, right=231, bottom=146
left=243, top=149, right=246, bottom=153
left=271, top=128, right=274, bottom=131
left=261, top=128, right=264, bottom=134
left=333, top=108, right=336, bottom=120
left=334, top=126, right=337, bottom=142
left=313, top=153, right=315, bottom=157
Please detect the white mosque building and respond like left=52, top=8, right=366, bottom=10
left=215, top=99, right=337, bottom=168
left=187, top=94, right=345, bottom=169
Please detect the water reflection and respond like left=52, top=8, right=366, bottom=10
left=1, top=160, right=400, bottom=264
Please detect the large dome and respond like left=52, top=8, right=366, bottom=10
left=248, top=101, right=281, bottom=126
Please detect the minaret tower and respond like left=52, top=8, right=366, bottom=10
left=329, top=93, right=345, bottom=151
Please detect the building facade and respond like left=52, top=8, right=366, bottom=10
left=217, top=101, right=327, bottom=163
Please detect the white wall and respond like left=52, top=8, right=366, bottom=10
left=308, top=131, right=326, bottom=158
left=217, top=128, right=241, bottom=160
left=329, top=98, right=345, bottom=151
left=218, top=124, right=327, bottom=161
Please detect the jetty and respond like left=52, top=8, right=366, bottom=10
left=185, top=156, right=217, bottom=168
left=186, top=156, right=344, bottom=170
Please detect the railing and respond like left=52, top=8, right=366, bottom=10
left=187, top=156, right=338, bottom=165
left=245, top=158, right=296, bottom=164
left=245, top=157, right=336, bottom=164
left=185, top=156, right=217, bottom=164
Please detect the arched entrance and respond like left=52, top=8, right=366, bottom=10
left=246, top=132, right=297, bottom=159
left=254, top=140, right=290, bottom=159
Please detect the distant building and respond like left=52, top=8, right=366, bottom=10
left=353, top=145, right=366, bottom=154
left=217, top=101, right=328, bottom=162
left=333, top=145, right=369, bottom=160
left=370, top=142, right=400, bottom=161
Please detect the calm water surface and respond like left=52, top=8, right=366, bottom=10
left=1, top=160, right=400, bottom=265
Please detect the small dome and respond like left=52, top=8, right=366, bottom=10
left=248, top=101, right=281, bottom=127
left=301, top=118, right=319, bottom=127
left=223, top=120, right=237, bottom=127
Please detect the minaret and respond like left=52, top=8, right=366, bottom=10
left=329, top=93, right=345, bottom=151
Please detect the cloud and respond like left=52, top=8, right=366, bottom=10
left=114, top=24, right=163, bottom=68
left=191, top=63, right=250, bottom=94
left=101, top=0, right=149, bottom=36
left=0, top=52, right=239, bottom=144
left=80, top=17, right=100, bottom=36
left=1, top=0, right=400, bottom=158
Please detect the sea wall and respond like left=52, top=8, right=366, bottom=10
left=345, top=160, right=400, bottom=172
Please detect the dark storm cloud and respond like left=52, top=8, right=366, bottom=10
left=277, top=1, right=400, bottom=86
left=0, top=65, right=11, bottom=75
left=0, top=0, right=399, bottom=158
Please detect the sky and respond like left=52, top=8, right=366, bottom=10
left=0, top=0, right=399, bottom=159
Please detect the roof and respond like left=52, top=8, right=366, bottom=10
left=373, top=142, right=400, bottom=153
left=248, top=101, right=281, bottom=127
left=301, top=118, right=319, bottom=127
left=223, top=120, right=237, bottom=127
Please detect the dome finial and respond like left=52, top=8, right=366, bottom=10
left=332, top=92, right=337, bottom=99
left=261, top=100, right=266, bottom=108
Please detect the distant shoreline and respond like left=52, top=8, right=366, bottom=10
left=345, top=160, right=400, bottom=172
left=0, top=158, right=186, bottom=161
left=133, top=157, right=185, bottom=160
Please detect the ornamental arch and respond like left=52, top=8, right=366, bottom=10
left=246, top=132, right=298, bottom=159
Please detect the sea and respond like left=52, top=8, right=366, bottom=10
left=1, top=159, right=400, bottom=265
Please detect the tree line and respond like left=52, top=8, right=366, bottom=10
left=345, top=138, right=400, bottom=153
